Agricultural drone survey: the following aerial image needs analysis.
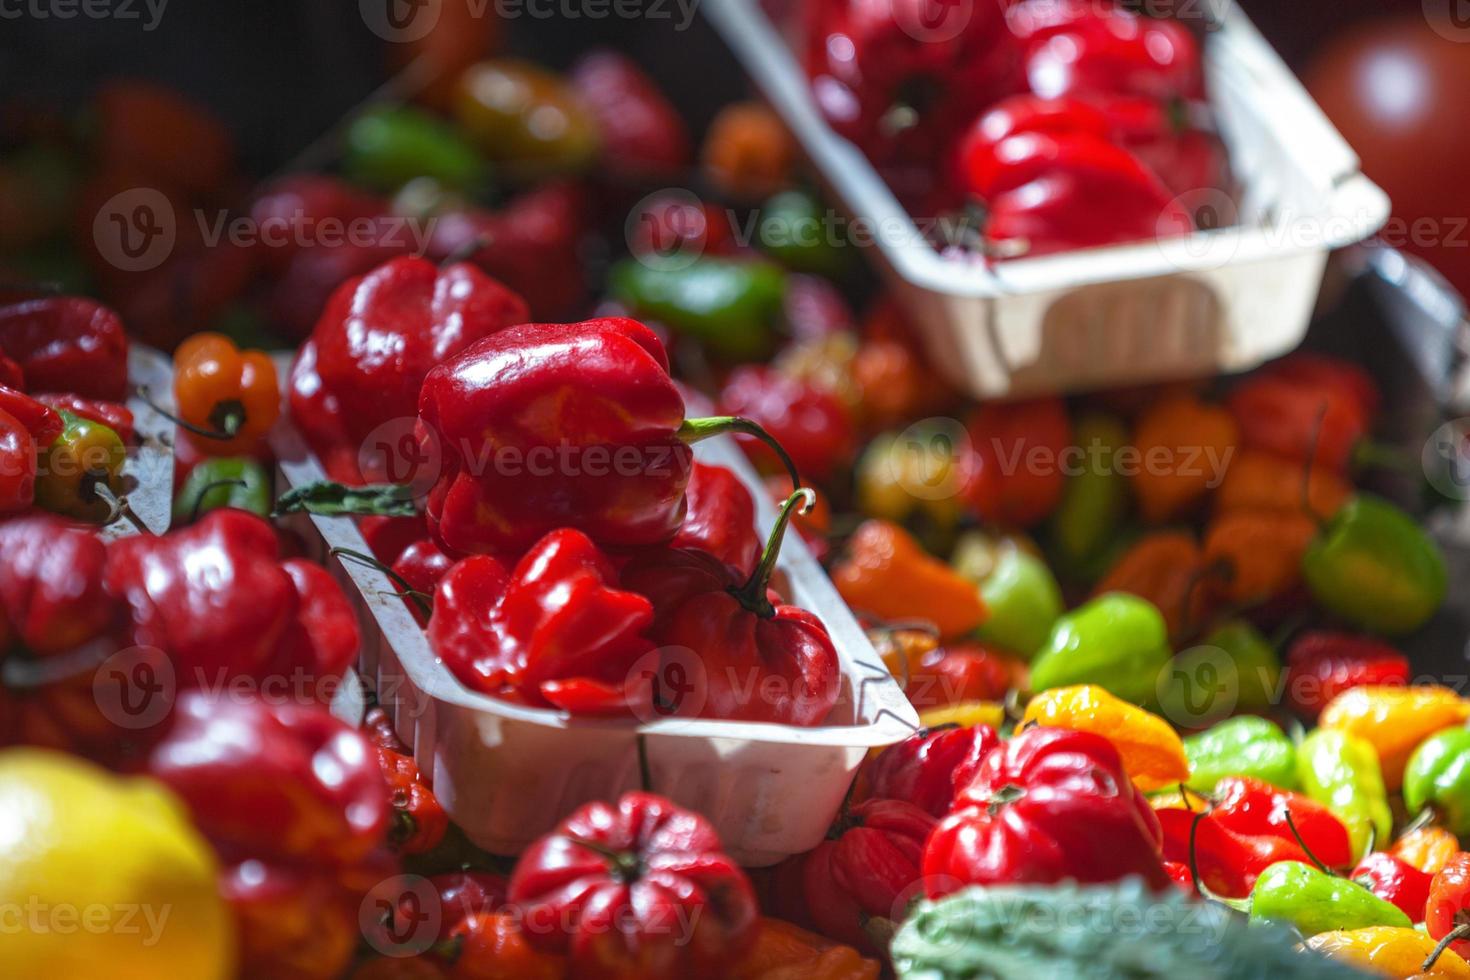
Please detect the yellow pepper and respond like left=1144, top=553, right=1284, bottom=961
left=1392, top=827, right=1462, bottom=875
left=1301, top=926, right=1470, bottom=977
left=1319, top=685, right=1470, bottom=790
left=1023, top=684, right=1189, bottom=791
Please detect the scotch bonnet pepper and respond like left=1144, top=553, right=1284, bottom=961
left=863, top=723, right=1001, bottom=818
left=1406, top=729, right=1470, bottom=836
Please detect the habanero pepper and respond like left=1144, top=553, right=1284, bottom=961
left=1046, top=412, right=1130, bottom=581
left=1427, top=853, right=1470, bottom=966
left=863, top=722, right=1001, bottom=818
left=1303, top=927, right=1470, bottom=978
left=1211, top=775, right=1354, bottom=871
left=1226, top=361, right=1371, bottom=473
left=172, top=456, right=272, bottom=524
left=1028, top=592, right=1172, bottom=707
left=35, top=393, right=134, bottom=444
left=1285, top=630, right=1411, bottom=721
left=1352, top=851, right=1433, bottom=923
left=610, top=257, right=788, bottom=361
left=719, top=364, right=857, bottom=484
left=969, top=546, right=1064, bottom=661
left=171, top=332, right=280, bottom=457
left=508, top=791, right=760, bottom=980
left=1213, top=447, right=1351, bottom=521
left=830, top=519, right=986, bottom=639
left=391, top=537, right=453, bottom=626
left=670, top=461, right=761, bottom=578
left=905, top=641, right=1020, bottom=711
left=1157, top=807, right=1309, bottom=899
left=33, top=409, right=126, bottom=523
left=1395, top=827, right=1463, bottom=876
left=342, top=104, right=487, bottom=194
left=730, top=918, right=880, bottom=980
left=569, top=49, right=691, bottom=181
left=0, top=514, right=115, bottom=659
left=922, top=725, right=1170, bottom=896
left=1092, top=531, right=1215, bottom=645
left=452, top=59, right=599, bottom=177
left=443, top=911, right=567, bottom=980
left=0, top=405, right=37, bottom=513
left=376, top=743, right=449, bottom=855
left=1320, top=685, right=1470, bottom=791
left=963, top=396, right=1071, bottom=528
left=621, top=490, right=841, bottom=727
left=1156, top=620, right=1283, bottom=730
left=1129, top=395, right=1238, bottom=525
left=0, top=384, right=62, bottom=447
left=1297, top=727, right=1393, bottom=862
left=1406, top=730, right=1470, bottom=837
left=1182, top=715, right=1298, bottom=794
left=1238, top=861, right=1410, bottom=936
left=853, top=424, right=969, bottom=544
left=1202, top=509, right=1317, bottom=607
left=1022, top=684, right=1188, bottom=792
left=0, top=295, right=129, bottom=400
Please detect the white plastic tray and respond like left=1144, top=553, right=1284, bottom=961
left=270, top=380, right=917, bottom=865
left=702, top=0, right=1390, bottom=396
left=110, top=344, right=175, bottom=539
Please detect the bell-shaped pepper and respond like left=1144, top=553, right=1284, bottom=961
left=1243, top=861, right=1411, bottom=936
left=389, top=537, right=452, bottom=626
left=0, top=296, right=129, bottom=400
left=171, top=332, right=280, bottom=457
left=0, top=514, right=115, bottom=658
left=922, top=725, right=1169, bottom=896
left=1302, top=494, right=1447, bottom=635
left=863, top=723, right=1001, bottom=818
left=1182, top=715, right=1298, bottom=794
left=622, top=490, right=841, bottom=726
left=1426, top=853, right=1470, bottom=966
left=1321, top=685, right=1470, bottom=790
left=508, top=791, right=759, bottom=980
left=831, top=519, right=986, bottom=639
left=1156, top=620, right=1282, bottom=730
left=669, top=462, right=761, bottom=578
left=1028, top=592, right=1171, bottom=706
left=1406, top=729, right=1470, bottom=836
left=429, top=528, right=655, bottom=715
left=718, top=365, right=856, bottom=484
left=1353, top=852, right=1433, bottom=923
left=1211, top=776, right=1354, bottom=871
left=0, top=405, right=37, bottom=513
left=1022, top=684, right=1188, bottom=792
left=1297, top=728, right=1393, bottom=861
left=0, top=384, right=62, bottom=447
left=1285, top=630, right=1410, bottom=720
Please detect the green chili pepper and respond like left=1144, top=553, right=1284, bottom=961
left=1028, top=592, right=1171, bottom=705
left=1045, top=413, right=1130, bottom=580
left=1297, top=728, right=1393, bottom=861
left=1182, top=716, right=1298, bottom=794
left=1246, top=861, right=1410, bottom=936
left=343, top=105, right=489, bottom=194
left=608, top=257, right=786, bottom=360
left=33, top=409, right=126, bottom=523
left=968, top=547, right=1063, bottom=661
left=173, top=457, right=272, bottom=524
left=1302, top=494, right=1447, bottom=635
left=1154, top=620, right=1282, bottom=729
left=755, top=189, right=849, bottom=278
left=1403, top=728, right=1470, bottom=836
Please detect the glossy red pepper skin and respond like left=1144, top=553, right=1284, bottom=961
left=1353, top=851, right=1433, bottom=922
left=508, top=791, right=759, bottom=979
left=0, top=514, right=115, bottom=656
left=419, top=317, right=692, bottom=557
left=0, top=385, right=61, bottom=446
left=0, top=297, right=129, bottom=401
left=1427, top=853, right=1470, bottom=960
left=0, top=408, right=36, bottom=512
left=718, top=366, right=856, bottom=484
left=1210, top=776, right=1354, bottom=870
left=1284, top=631, right=1411, bottom=720
left=413, top=871, right=509, bottom=942
left=669, top=462, right=761, bottom=578
left=864, top=723, right=1001, bottom=818
left=105, top=509, right=359, bottom=697
left=964, top=396, right=1071, bottom=527
left=429, top=530, right=655, bottom=715
left=922, top=726, right=1169, bottom=896
left=392, top=537, right=454, bottom=625
left=627, top=192, right=734, bottom=264
left=377, top=744, right=449, bottom=855
left=906, top=642, right=1016, bottom=709
left=361, top=514, right=429, bottom=565
left=799, top=798, right=936, bottom=951
left=1157, top=807, right=1309, bottom=898
left=569, top=50, right=690, bottom=180
left=289, top=256, right=529, bottom=478
left=1022, top=9, right=1202, bottom=102
left=33, top=393, right=133, bottom=443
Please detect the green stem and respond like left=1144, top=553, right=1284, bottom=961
left=731, top=488, right=814, bottom=616
left=564, top=835, right=642, bottom=883
left=330, top=547, right=432, bottom=620
left=138, top=386, right=242, bottom=442
left=187, top=478, right=247, bottom=524
left=274, top=481, right=418, bottom=518
left=678, top=416, right=802, bottom=492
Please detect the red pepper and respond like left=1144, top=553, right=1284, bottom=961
left=0, top=297, right=129, bottom=401
left=1226, top=371, right=1368, bottom=473
left=669, top=462, right=761, bottom=578
left=626, top=191, right=734, bottom=265
left=569, top=50, right=691, bottom=180
left=249, top=175, right=389, bottom=275
left=905, top=642, right=1016, bottom=710
left=377, top=744, right=449, bottom=855
left=289, top=256, right=529, bottom=478
left=1284, top=631, right=1411, bottom=720
left=1353, top=851, right=1433, bottom=922
left=508, top=791, right=759, bottom=979
left=106, top=509, right=359, bottom=698
left=964, top=396, right=1071, bottom=527
left=1427, top=853, right=1470, bottom=963
left=392, top=537, right=453, bottom=626
left=718, top=365, right=856, bottom=484
left=621, top=490, right=841, bottom=726
left=1157, top=807, right=1309, bottom=898
left=0, top=514, right=115, bottom=656
left=398, top=871, right=509, bottom=944
left=797, top=798, right=936, bottom=951
left=1210, top=775, right=1354, bottom=870
left=863, top=723, right=1000, bottom=818
left=1163, top=859, right=1194, bottom=893
left=418, top=316, right=795, bottom=557
left=33, top=393, right=133, bottom=443
left=1021, top=8, right=1203, bottom=103
left=220, top=859, right=362, bottom=980
left=0, top=408, right=36, bottom=512
left=0, top=385, right=62, bottom=446
left=429, top=529, right=655, bottom=715
left=0, top=352, right=24, bottom=389
left=360, top=514, right=429, bottom=565
left=922, top=725, right=1169, bottom=896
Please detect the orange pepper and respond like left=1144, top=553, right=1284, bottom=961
left=1302, top=926, right=1470, bottom=977
left=731, top=918, right=880, bottom=980
left=865, top=624, right=940, bottom=692
left=1022, top=684, right=1189, bottom=792
left=1213, top=447, right=1350, bottom=521
left=1319, top=685, right=1470, bottom=791
left=702, top=102, right=794, bottom=199
left=1393, top=827, right=1462, bottom=875
left=172, top=331, right=280, bottom=456
left=1093, top=531, right=1216, bottom=644
left=1202, top=509, right=1317, bottom=605
left=1129, top=394, right=1238, bottom=523
left=448, top=912, right=566, bottom=980
left=832, top=520, right=986, bottom=638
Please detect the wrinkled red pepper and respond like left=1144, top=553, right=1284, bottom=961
left=922, top=725, right=1169, bottom=896
left=1284, top=631, right=1411, bottom=720
left=1210, top=775, right=1354, bottom=870
left=0, top=385, right=62, bottom=446
left=0, top=514, right=115, bottom=656
left=670, top=462, right=761, bottom=577
left=429, top=529, right=655, bottom=715
left=1157, top=807, right=1310, bottom=898
left=1353, top=851, right=1432, bottom=922
left=0, top=409, right=35, bottom=513
left=622, top=490, right=841, bottom=726
left=0, top=296, right=129, bottom=401
left=508, top=791, right=759, bottom=979
left=34, top=393, right=134, bottom=443
left=863, top=723, right=1000, bottom=818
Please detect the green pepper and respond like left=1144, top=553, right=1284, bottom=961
left=1403, top=728, right=1470, bottom=836
left=1245, top=860, right=1410, bottom=936
left=1154, top=620, right=1282, bottom=729
left=755, top=189, right=849, bottom=278
left=1182, top=716, right=1298, bottom=794
left=967, top=547, right=1063, bottom=661
left=1045, top=413, right=1130, bottom=581
left=1297, top=728, right=1393, bottom=861
left=33, top=409, right=126, bottom=523
left=1302, top=494, right=1446, bottom=635
left=1028, top=592, right=1171, bottom=705
left=608, top=257, right=786, bottom=360
left=173, top=457, right=272, bottom=524
left=343, top=105, right=488, bottom=194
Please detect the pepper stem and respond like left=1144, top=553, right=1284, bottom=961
left=1400, top=807, right=1437, bottom=839
left=678, top=416, right=802, bottom=491
left=186, top=478, right=247, bottom=524
left=274, top=481, right=418, bottom=518
left=1424, top=922, right=1470, bottom=973
left=330, top=547, right=432, bottom=620
left=1282, top=809, right=1336, bottom=875
left=91, top=482, right=147, bottom=534
left=731, top=488, right=814, bottom=616
left=564, top=835, right=642, bottom=883
left=137, top=385, right=243, bottom=442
